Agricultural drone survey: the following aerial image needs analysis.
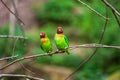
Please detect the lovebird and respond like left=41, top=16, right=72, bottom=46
left=40, top=32, right=53, bottom=53
left=54, top=27, right=70, bottom=54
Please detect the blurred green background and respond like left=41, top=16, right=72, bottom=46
left=0, top=0, right=120, bottom=80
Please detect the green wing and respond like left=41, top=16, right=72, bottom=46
left=40, top=42, right=43, bottom=50
left=54, top=36, right=58, bottom=47
left=64, top=35, right=69, bottom=46
left=48, top=38, right=53, bottom=50
left=64, top=35, right=70, bottom=54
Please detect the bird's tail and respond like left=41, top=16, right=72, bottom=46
left=65, top=48, right=70, bottom=54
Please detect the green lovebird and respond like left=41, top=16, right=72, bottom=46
left=54, top=27, right=70, bottom=54
left=40, top=32, right=53, bottom=53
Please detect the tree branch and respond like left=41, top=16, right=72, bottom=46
left=102, top=0, right=120, bottom=16
left=0, top=50, right=64, bottom=70
left=65, top=7, right=109, bottom=80
left=0, top=74, right=44, bottom=80
left=11, top=0, right=25, bottom=37
left=12, top=38, right=19, bottom=56
left=1, top=0, right=25, bottom=26
left=70, top=43, right=120, bottom=49
left=78, top=0, right=108, bottom=20
left=112, top=11, right=120, bottom=28
left=102, top=0, right=120, bottom=28
left=0, top=43, right=120, bottom=71
left=0, top=35, right=27, bottom=39
left=0, top=55, right=18, bottom=61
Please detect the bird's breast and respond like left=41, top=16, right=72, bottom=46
left=41, top=38, right=47, bottom=43
left=56, top=34, right=63, bottom=37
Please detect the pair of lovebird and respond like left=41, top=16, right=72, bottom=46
left=40, top=27, right=70, bottom=54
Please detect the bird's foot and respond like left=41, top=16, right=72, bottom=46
left=47, top=51, right=52, bottom=56
left=56, top=49, right=65, bottom=53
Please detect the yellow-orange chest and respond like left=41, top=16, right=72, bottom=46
left=41, top=38, right=47, bottom=43
left=56, top=34, right=63, bottom=38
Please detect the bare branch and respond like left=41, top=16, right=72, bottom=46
left=11, top=0, right=25, bottom=37
left=70, top=43, right=120, bottom=49
left=0, top=35, right=27, bottom=39
left=12, top=38, right=35, bottom=75
left=0, top=50, right=65, bottom=70
left=20, top=62, right=36, bottom=74
left=112, top=11, right=120, bottom=28
left=102, top=0, right=120, bottom=16
left=1, top=0, right=25, bottom=26
left=12, top=38, right=19, bottom=56
left=9, top=0, right=17, bottom=35
left=78, top=0, right=108, bottom=20
left=98, top=7, right=109, bottom=43
left=65, top=7, right=109, bottom=80
left=0, top=43, right=120, bottom=71
left=0, top=55, right=18, bottom=61
left=0, top=74, right=44, bottom=80
left=102, top=0, right=120, bottom=28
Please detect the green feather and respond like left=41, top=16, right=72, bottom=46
left=54, top=34, right=70, bottom=54
left=64, top=35, right=69, bottom=46
left=40, top=37, right=53, bottom=53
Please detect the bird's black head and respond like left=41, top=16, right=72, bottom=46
left=40, top=32, right=45, bottom=38
left=57, top=27, right=63, bottom=34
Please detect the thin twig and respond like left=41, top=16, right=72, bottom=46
left=12, top=38, right=19, bottom=56
left=20, top=62, right=36, bottom=74
left=0, top=50, right=65, bottom=70
left=70, top=43, right=120, bottom=49
left=0, top=43, right=120, bottom=71
left=102, top=0, right=120, bottom=16
left=11, top=38, right=36, bottom=75
left=98, top=7, right=108, bottom=43
left=0, top=35, right=27, bottom=39
left=1, top=0, right=25, bottom=26
left=65, top=7, right=109, bottom=80
left=0, top=74, right=44, bottom=80
left=102, top=0, right=120, bottom=28
left=112, top=11, right=120, bottom=28
left=0, top=55, right=18, bottom=61
left=78, top=0, right=108, bottom=20
left=11, top=0, right=25, bottom=37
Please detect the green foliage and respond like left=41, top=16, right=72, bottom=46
left=0, top=0, right=119, bottom=80
left=0, top=24, right=26, bottom=58
left=74, top=69, right=106, bottom=80
left=31, top=0, right=120, bottom=80
left=32, top=0, right=76, bottom=25
left=30, top=0, right=120, bottom=80
left=0, top=24, right=9, bottom=57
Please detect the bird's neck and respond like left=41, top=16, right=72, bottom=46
left=56, top=33, right=63, bottom=37
left=41, top=38, right=47, bottom=43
